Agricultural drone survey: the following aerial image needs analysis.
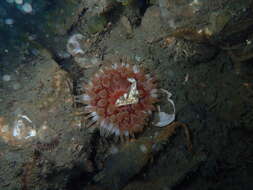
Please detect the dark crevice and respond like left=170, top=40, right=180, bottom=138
left=66, top=131, right=101, bottom=190
left=66, top=7, right=88, bottom=35
left=138, top=0, right=149, bottom=15
left=104, top=3, right=124, bottom=25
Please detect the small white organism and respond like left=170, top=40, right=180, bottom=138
left=153, top=89, right=176, bottom=127
left=67, top=34, right=85, bottom=56
left=22, top=3, right=33, bottom=13
left=66, top=34, right=101, bottom=68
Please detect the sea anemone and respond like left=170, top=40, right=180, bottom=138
left=77, top=59, right=158, bottom=139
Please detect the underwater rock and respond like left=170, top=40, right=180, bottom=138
left=92, top=122, right=192, bottom=190
left=141, top=6, right=164, bottom=38
left=85, top=0, right=116, bottom=15
left=0, top=46, right=93, bottom=190
left=87, top=15, right=107, bottom=34
left=44, top=0, right=86, bottom=35
left=208, top=10, right=232, bottom=35
left=93, top=138, right=153, bottom=190
left=158, top=0, right=202, bottom=30
left=122, top=153, right=207, bottom=190
left=120, top=16, right=133, bottom=35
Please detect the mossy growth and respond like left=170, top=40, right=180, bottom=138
left=87, top=15, right=107, bottom=34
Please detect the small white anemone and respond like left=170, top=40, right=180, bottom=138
left=67, top=34, right=85, bottom=56
left=153, top=89, right=176, bottom=127
left=22, top=3, right=33, bottom=13
left=12, top=114, right=36, bottom=140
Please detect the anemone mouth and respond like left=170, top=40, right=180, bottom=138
left=82, top=62, right=158, bottom=138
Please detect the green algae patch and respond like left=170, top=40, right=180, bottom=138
left=87, top=15, right=107, bottom=34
